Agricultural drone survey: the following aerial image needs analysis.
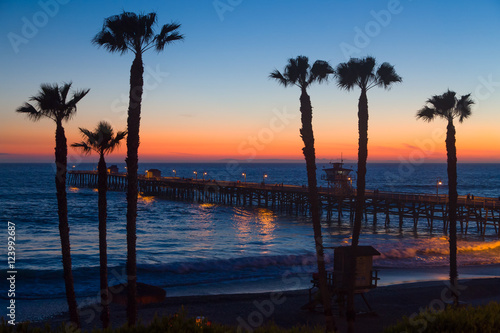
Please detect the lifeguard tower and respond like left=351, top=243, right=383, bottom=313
left=303, top=245, right=380, bottom=315
left=322, top=157, right=354, bottom=196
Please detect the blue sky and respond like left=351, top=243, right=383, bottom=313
left=1, top=0, right=499, bottom=163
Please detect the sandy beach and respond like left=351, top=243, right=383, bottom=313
left=38, top=277, right=500, bottom=332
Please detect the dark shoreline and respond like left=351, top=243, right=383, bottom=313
left=34, top=277, right=500, bottom=332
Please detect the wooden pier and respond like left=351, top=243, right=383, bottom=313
left=68, top=170, right=500, bottom=236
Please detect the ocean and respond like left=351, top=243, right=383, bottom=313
left=1, top=162, right=499, bottom=323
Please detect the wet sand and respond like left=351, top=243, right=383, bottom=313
left=39, top=277, right=500, bottom=332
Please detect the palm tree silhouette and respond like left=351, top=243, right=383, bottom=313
left=93, top=11, right=183, bottom=324
left=270, top=55, right=337, bottom=332
left=335, top=56, right=401, bottom=332
left=16, top=82, right=89, bottom=328
left=417, top=90, right=474, bottom=306
left=71, top=121, right=126, bottom=328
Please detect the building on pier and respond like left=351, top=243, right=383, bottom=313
left=107, top=165, right=119, bottom=174
left=146, top=169, right=161, bottom=178
left=322, top=160, right=354, bottom=196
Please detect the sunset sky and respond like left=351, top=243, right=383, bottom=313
left=1, top=0, right=499, bottom=163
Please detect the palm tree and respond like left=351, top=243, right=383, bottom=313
left=71, top=121, right=126, bottom=328
left=16, top=82, right=90, bottom=328
left=270, top=55, right=336, bottom=332
left=335, top=56, right=401, bottom=332
left=92, top=11, right=183, bottom=324
left=416, top=90, right=474, bottom=305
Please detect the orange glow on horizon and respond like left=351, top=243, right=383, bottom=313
left=1, top=120, right=498, bottom=163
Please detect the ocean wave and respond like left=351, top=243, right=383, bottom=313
left=374, top=237, right=500, bottom=267
left=138, top=253, right=320, bottom=275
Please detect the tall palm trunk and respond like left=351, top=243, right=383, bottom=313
left=126, top=52, right=144, bottom=325
left=97, top=153, right=110, bottom=327
left=55, top=120, right=80, bottom=327
left=347, top=88, right=369, bottom=333
left=299, top=89, right=336, bottom=332
left=446, top=119, right=459, bottom=305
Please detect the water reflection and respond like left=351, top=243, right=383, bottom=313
left=138, top=193, right=155, bottom=204
left=232, top=207, right=277, bottom=255
left=233, top=207, right=252, bottom=252
left=255, top=208, right=277, bottom=252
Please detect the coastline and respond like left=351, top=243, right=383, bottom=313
left=34, top=276, right=500, bottom=332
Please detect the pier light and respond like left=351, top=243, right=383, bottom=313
left=436, top=179, right=443, bottom=196
left=242, top=172, right=246, bottom=182
left=203, top=172, right=207, bottom=180
left=72, top=165, right=75, bottom=169
left=194, top=171, right=198, bottom=180
left=262, top=173, right=268, bottom=184
left=172, top=169, right=176, bottom=177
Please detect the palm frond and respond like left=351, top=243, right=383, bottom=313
left=16, top=103, right=44, bottom=121
left=416, top=106, right=437, bottom=122
left=456, top=93, right=474, bottom=123
left=310, top=60, right=334, bottom=84
left=376, top=62, right=402, bottom=89
left=155, top=23, right=184, bottom=51
left=63, top=88, right=90, bottom=121
left=139, top=12, right=157, bottom=46
left=358, top=57, right=376, bottom=89
left=294, top=56, right=310, bottom=87
left=33, top=83, right=60, bottom=112
left=17, top=82, right=88, bottom=126
left=427, top=90, right=456, bottom=118
left=92, top=30, right=128, bottom=54
left=335, top=62, right=358, bottom=91
left=75, top=122, right=127, bottom=155
left=59, top=82, right=72, bottom=104
left=93, top=12, right=134, bottom=54
left=105, top=130, right=127, bottom=154
left=71, top=142, right=93, bottom=155
left=269, top=69, right=289, bottom=87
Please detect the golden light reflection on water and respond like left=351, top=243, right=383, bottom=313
left=233, top=207, right=277, bottom=254
left=190, top=203, right=215, bottom=241
left=138, top=193, right=155, bottom=204
left=256, top=209, right=277, bottom=254
left=256, top=208, right=277, bottom=242
left=92, top=188, right=98, bottom=192
left=69, top=187, right=79, bottom=192
left=200, top=203, right=216, bottom=208
left=233, top=207, right=252, bottom=250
